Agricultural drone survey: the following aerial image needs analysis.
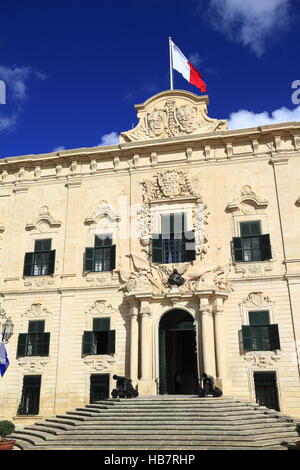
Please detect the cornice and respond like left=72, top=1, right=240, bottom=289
left=0, top=122, right=299, bottom=186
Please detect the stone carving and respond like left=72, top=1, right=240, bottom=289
left=22, top=303, right=51, bottom=318
left=244, top=353, right=281, bottom=368
left=0, top=223, right=5, bottom=237
left=85, top=201, right=121, bottom=225
left=227, top=185, right=269, bottom=213
left=86, top=299, right=118, bottom=317
left=84, top=355, right=117, bottom=370
left=168, top=269, right=185, bottom=287
left=234, top=263, right=273, bottom=277
left=117, top=254, right=233, bottom=295
left=193, top=202, right=209, bottom=257
left=18, top=359, right=48, bottom=371
left=141, top=169, right=201, bottom=203
left=241, top=291, right=272, bottom=307
left=24, top=277, right=56, bottom=289
left=26, top=205, right=62, bottom=231
left=84, top=272, right=119, bottom=287
left=296, top=197, right=300, bottom=207
left=120, top=90, right=227, bottom=142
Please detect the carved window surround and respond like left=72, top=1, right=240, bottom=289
left=84, top=201, right=121, bottom=248
left=227, top=186, right=276, bottom=272
left=138, top=169, right=208, bottom=258
left=20, top=302, right=52, bottom=332
left=239, top=291, right=276, bottom=325
left=85, top=299, right=118, bottom=331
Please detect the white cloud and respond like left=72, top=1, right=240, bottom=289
left=98, top=131, right=119, bottom=146
left=0, top=112, right=17, bottom=132
left=52, top=146, right=66, bottom=152
left=188, top=52, right=204, bottom=68
left=228, top=105, right=300, bottom=130
left=0, top=65, right=47, bottom=132
left=207, top=0, right=292, bottom=56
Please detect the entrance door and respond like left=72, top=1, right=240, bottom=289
left=254, top=371, right=280, bottom=411
left=159, top=309, right=198, bottom=395
left=90, top=374, right=110, bottom=403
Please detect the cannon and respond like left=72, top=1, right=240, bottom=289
left=198, top=373, right=223, bottom=398
left=111, top=375, right=139, bottom=399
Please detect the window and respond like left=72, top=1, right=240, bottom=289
left=84, top=235, right=116, bottom=272
left=23, top=239, right=55, bottom=276
left=17, top=375, right=41, bottom=415
left=232, top=221, right=272, bottom=262
left=17, top=321, right=50, bottom=357
left=82, top=318, right=116, bottom=356
left=242, top=310, right=280, bottom=351
left=152, top=213, right=195, bottom=264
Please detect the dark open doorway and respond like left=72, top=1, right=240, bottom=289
left=254, top=371, right=280, bottom=411
left=159, top=309, right=198, bottom=394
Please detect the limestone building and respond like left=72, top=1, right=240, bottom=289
left=0, top=90, right=300, bottom=424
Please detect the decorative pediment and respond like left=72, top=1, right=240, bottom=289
left=26, top=205, right=62, bottom=231
left=120, top=90, right=227, bottom=142
left=84, top=201, right=121, bottom=225
left=141, top=169, right=201, bottom=203
left=226, top=185, right=269, bottom=213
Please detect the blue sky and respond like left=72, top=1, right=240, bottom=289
left=0, top=0, right=300, bottom=158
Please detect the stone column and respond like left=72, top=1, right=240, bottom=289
left=199, top=296, right=216, bottom=377
left=128, top=298, right=139, bottom=388
left=214, top=296, right=232, bottom=394
left=138, top=301, right=156, bottom=395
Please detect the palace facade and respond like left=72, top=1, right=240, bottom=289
left=1, top=90, right=300, bottom=424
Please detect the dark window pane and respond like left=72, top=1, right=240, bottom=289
left=34, top=239, right=51, bottom=252
left=28, top=321, right=45, bottom=333
left=95, top=234, right=112, bottom=247
left=93, top=318, right=110, bottom=331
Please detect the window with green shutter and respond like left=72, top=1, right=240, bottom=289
left=241, top=310, right=280, bottom=351
left=232, top=221, right=272, bottom=263
left=23, top=239, right=55, bottom=276
left=84, top=234, right=116, bottom=272
left=82, top=317, right=115, bottom=356
left=16, top=321, right=50, bottom=357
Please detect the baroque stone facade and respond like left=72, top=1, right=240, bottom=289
left=0, top=90, right=300, bottom=423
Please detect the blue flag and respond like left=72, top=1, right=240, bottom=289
left=0, top=341, right=9, bottom=377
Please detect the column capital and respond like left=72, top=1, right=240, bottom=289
left=199, top=305, right=213, bottom=316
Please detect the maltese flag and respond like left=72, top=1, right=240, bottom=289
left=170, top=40, right=207, bottom=93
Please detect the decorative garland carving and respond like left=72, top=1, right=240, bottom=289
left=116, top=254, right=233, bottom=295
left=241, top=291, right=272, bottom=307
left=84, top=355, right=117, bottom=370
left=21, top=302, right=52, bottom=318
left=86, top=299, right=118, bottom=317
left=244, top=353, right=281, bottom=368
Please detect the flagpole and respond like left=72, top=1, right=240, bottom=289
left=169, top=37, right=174, bottom=90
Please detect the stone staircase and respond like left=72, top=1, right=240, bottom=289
left=11, top=396, right=300, bottom=450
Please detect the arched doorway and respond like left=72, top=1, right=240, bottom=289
left=159, top=309, right=199, bottom=395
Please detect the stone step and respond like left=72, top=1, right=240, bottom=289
left=84, top=405, right=259, bottom=412
left=70, top=423, right=296, bottom=431
left=16, top=438, right=294, bottom=448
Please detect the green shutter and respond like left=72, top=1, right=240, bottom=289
left=269, top=324, right=281, bottom=350
left=84, top=248, right=95, bottom=272
left=17, top=334, right=28, bottom=357
left=48, top=250, right=56, bottom=274
left=110, top=245, right=116, bottom=270
left=82, top=331, right=95, bottom=356
left=232, top=237, right=243, bottom=262
left=41, top=332, right=50, bottom=356
left=108, top=330, right=116, bottom=354
left=23, top=252, right=34, bottom=276
left=152, top=234, right=163, bottom=263
left=261, top=234, right=272, bottom=261
left=242, top=325, right=253, bottom=351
